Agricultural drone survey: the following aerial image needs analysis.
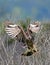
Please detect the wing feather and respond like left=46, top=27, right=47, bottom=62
left=29, top=22, right=41, bottom=33
left=5, top=24, right=21, bottom=38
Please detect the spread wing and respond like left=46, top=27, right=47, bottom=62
left=29, top=22, right=41, bottom=33
left=5, top=24, right=21, bottom=38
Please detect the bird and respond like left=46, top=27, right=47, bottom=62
left=5, top=21, right=41, bottom=56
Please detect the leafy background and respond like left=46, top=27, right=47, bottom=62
left=0, top=21, right=50, bottom=65
left=0, top=0, right=50, bottom=65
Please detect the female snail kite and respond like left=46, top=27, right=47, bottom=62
left=5, top=21, right=41, bottom=56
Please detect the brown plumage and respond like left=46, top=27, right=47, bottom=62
left=5, top=21, right=40, bottom=56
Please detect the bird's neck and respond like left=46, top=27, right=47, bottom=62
left=18, top=26, right=32, bottom=40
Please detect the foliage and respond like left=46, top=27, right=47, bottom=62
left=0, top=20, right=50, bottom=45
left=42, top=23, right=50, bottom=31
left=17, top=18, right=31, bottom=31
left=7, top=38, right=15, bottom=45
left=0, top=22, right=5, bottom=35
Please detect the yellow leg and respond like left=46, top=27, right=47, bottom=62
left=21, top=44, right=38, bottom=56
left=21, top=48, right=33, bottom=56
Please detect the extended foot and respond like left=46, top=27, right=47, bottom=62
left=21, top=49, right=33, bottom=56
left=21, top=51, right=33, bottom=56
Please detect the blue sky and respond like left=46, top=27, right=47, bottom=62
left=0, top=0, right=50, bottom=21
